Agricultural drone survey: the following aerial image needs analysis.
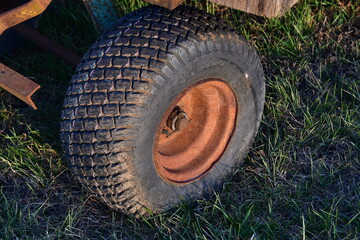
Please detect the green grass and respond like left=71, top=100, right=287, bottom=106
left=0, top=0, right=359, bottom=239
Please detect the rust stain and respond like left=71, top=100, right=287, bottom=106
left=0, top=0, right=52, bottom=35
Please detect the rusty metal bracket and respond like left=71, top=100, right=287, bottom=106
left=0, top=0, right=82, bottom=109
left=0, top=63, right=40, bottom=109
left=0, top=0, right=52, bottom=35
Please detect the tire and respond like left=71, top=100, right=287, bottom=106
left=60, top=5, right=265, bottom=217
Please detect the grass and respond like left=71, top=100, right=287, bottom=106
left=0, top=0, right=359, bottom=239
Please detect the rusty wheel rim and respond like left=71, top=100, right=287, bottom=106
left=153, top=79, right=237, bottom=184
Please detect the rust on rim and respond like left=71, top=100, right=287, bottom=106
left=153, top=79, right=237, bottom=184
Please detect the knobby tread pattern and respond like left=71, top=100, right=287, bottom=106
left=61, top=5, right=264, bottom=216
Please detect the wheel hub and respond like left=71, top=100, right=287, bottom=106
left=153, top=79, right=237, bottom=184
left=166, top=107, right=189, bottom=132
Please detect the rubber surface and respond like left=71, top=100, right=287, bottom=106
left=61, top=5, right=265, bottom=217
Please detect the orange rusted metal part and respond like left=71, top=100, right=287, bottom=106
left=143, top=0, right=185, bottom=10
left=153, top=79, right=237, bottom=184
left=0, top=63, right=40, bottom=110
left=0, top=0, right=52, bottom=35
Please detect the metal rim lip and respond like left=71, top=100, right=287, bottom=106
left=153, top=79, right=238, bottom=184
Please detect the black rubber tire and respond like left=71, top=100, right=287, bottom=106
left=61, top=5, right=265, bottom=216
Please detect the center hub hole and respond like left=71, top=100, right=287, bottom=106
left=166, top=106, right=189, bottom=132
